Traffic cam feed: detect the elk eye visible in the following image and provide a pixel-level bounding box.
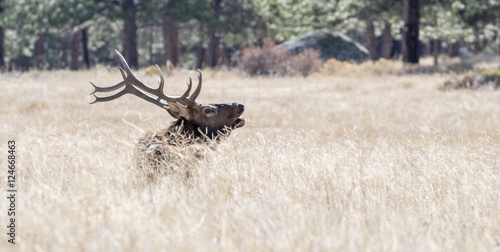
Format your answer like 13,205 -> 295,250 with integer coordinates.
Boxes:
204,108 -> 214,114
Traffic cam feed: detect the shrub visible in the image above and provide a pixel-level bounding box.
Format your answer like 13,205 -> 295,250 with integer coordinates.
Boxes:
239,47 -> 262,76
238,38 -> 321,77
288,49 -> 322,77
445,61 -> 474,73
478,68 -> 500,88
442,68 -> 500,90
442,73 -> 476,90
239,38 -> 288,76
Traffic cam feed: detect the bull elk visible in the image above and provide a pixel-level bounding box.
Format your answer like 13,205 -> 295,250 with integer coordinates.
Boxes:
90,50 -> 245,177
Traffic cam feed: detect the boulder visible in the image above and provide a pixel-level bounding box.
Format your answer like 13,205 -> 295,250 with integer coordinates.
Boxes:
277,30 -> 369,62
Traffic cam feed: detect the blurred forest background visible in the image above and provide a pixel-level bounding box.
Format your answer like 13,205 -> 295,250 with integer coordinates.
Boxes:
1,0 -> 500,74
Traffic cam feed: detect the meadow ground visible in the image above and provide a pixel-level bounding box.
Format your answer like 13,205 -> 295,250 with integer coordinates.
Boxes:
0,61 -> 500,251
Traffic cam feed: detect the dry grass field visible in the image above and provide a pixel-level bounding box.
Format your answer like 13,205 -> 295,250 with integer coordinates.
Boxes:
1,60 -> 500,251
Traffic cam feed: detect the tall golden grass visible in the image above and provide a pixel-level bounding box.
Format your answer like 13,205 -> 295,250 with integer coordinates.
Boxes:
1,63 -> 499,251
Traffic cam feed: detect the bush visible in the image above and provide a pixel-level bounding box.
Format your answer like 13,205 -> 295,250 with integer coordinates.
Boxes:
478,68 -> 500,88
442,68 -> 500,90
239,38 -> 288,76
442,73 -> 476,90
238,38 -> 321,77
288,49 -> 322,77
445,61 -> 474,73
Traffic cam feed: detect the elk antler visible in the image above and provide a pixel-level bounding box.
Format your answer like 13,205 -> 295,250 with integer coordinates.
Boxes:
90,50 -> 202,117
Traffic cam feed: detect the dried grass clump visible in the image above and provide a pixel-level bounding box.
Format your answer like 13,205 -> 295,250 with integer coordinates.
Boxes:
442,68 -> 500,90
322,58 -> 404,76
144,61 -> 175,76
442,73 -> 476,90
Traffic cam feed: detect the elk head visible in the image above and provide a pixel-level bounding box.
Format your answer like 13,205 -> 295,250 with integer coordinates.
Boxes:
90,50 -> 245,139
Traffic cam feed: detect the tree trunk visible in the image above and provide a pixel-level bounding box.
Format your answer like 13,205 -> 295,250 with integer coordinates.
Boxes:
472,26 -> 483,53
448,41 -> 460,57
122,0 -> 138,69
207,0 -> 222,68
196,22 -> 205,69
402,0 -> 420,64
0,26 -> 4,71
81,28 -> 90,69
59,36 -> 68,69
34,36 -> 46,70
380,21 -> 393,59
366,21 -> 379,61
163,16 -> 180,67
432,39 -> 440,66
70,30 -> 81,71
208,32 -> 221,67
148,23 -> 153,65
0,0 -> 4,71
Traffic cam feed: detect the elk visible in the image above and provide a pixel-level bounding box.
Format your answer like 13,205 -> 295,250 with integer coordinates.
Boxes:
90,50 -> 245,177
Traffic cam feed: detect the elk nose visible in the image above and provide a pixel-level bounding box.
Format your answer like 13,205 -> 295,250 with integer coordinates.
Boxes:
237,103 -> 245,109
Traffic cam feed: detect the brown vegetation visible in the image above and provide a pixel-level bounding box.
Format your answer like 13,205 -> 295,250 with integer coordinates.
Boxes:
1,61 -> 500,250
238,38 -> 322,77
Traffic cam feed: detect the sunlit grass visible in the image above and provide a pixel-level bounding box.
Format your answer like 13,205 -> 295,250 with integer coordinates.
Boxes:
0,65 -> 499,251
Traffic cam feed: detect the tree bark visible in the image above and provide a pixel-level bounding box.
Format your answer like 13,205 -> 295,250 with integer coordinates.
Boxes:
0,0 -> 4,71
366,21 -> 379,61
0,26 -> 4,71
70,30 -> 81,71
197,47 -> 206,70
472,26 -> 483,53
148,23 -> 153,65
380,21 -> 393,59
208,32 -> 221,67
81,28 -> 90,69
34,36 -> 46,70
402,0 -> 420,64
448,41 -> 460,57
163,16 -> 180,67
196,22 -> 205,69
207,0 -> 222,68
122,0 -> 138,69
59,36 -> 68,69
432,39 -> 440,66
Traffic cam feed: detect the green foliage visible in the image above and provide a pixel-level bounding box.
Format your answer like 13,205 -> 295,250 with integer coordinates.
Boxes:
1,0 -> 500,70
254,0 -> 386,41
419,0 -> 500,48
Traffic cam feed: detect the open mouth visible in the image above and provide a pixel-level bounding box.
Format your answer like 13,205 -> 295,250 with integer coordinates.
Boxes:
235,117 -> 246,128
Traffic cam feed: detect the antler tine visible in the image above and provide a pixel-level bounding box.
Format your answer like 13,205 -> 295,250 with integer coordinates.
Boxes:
155,64 -> 165,92
155,64 -> 192,102
183,78 -> 193,100
90,50 -> 200,110
119,67 -> 127,80
115,49 -> 133,77
89,80 -> 126,95
91,84 -> 169,109
188,69 -> 203,102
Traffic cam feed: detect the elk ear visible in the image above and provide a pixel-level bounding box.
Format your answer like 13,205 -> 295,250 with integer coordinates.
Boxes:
167,101 -> 190,119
